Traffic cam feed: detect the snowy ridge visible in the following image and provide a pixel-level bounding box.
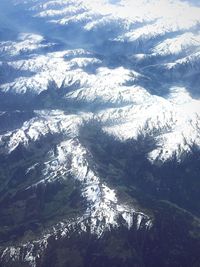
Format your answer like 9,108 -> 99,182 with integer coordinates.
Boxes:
1,137 -> 151,267
99,87 -> 200,162
30,0 -> 200,34
1,84 -> 199,163
0,33 -> 50,57
0,110 -> 151,230
152,32 -> 200,56
0,110 -> 89,153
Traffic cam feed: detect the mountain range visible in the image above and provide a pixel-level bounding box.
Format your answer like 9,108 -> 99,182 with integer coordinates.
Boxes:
0,1 -> 200,266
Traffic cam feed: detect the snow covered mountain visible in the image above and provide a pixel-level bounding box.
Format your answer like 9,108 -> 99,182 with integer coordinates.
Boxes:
0,0 -> 200,267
